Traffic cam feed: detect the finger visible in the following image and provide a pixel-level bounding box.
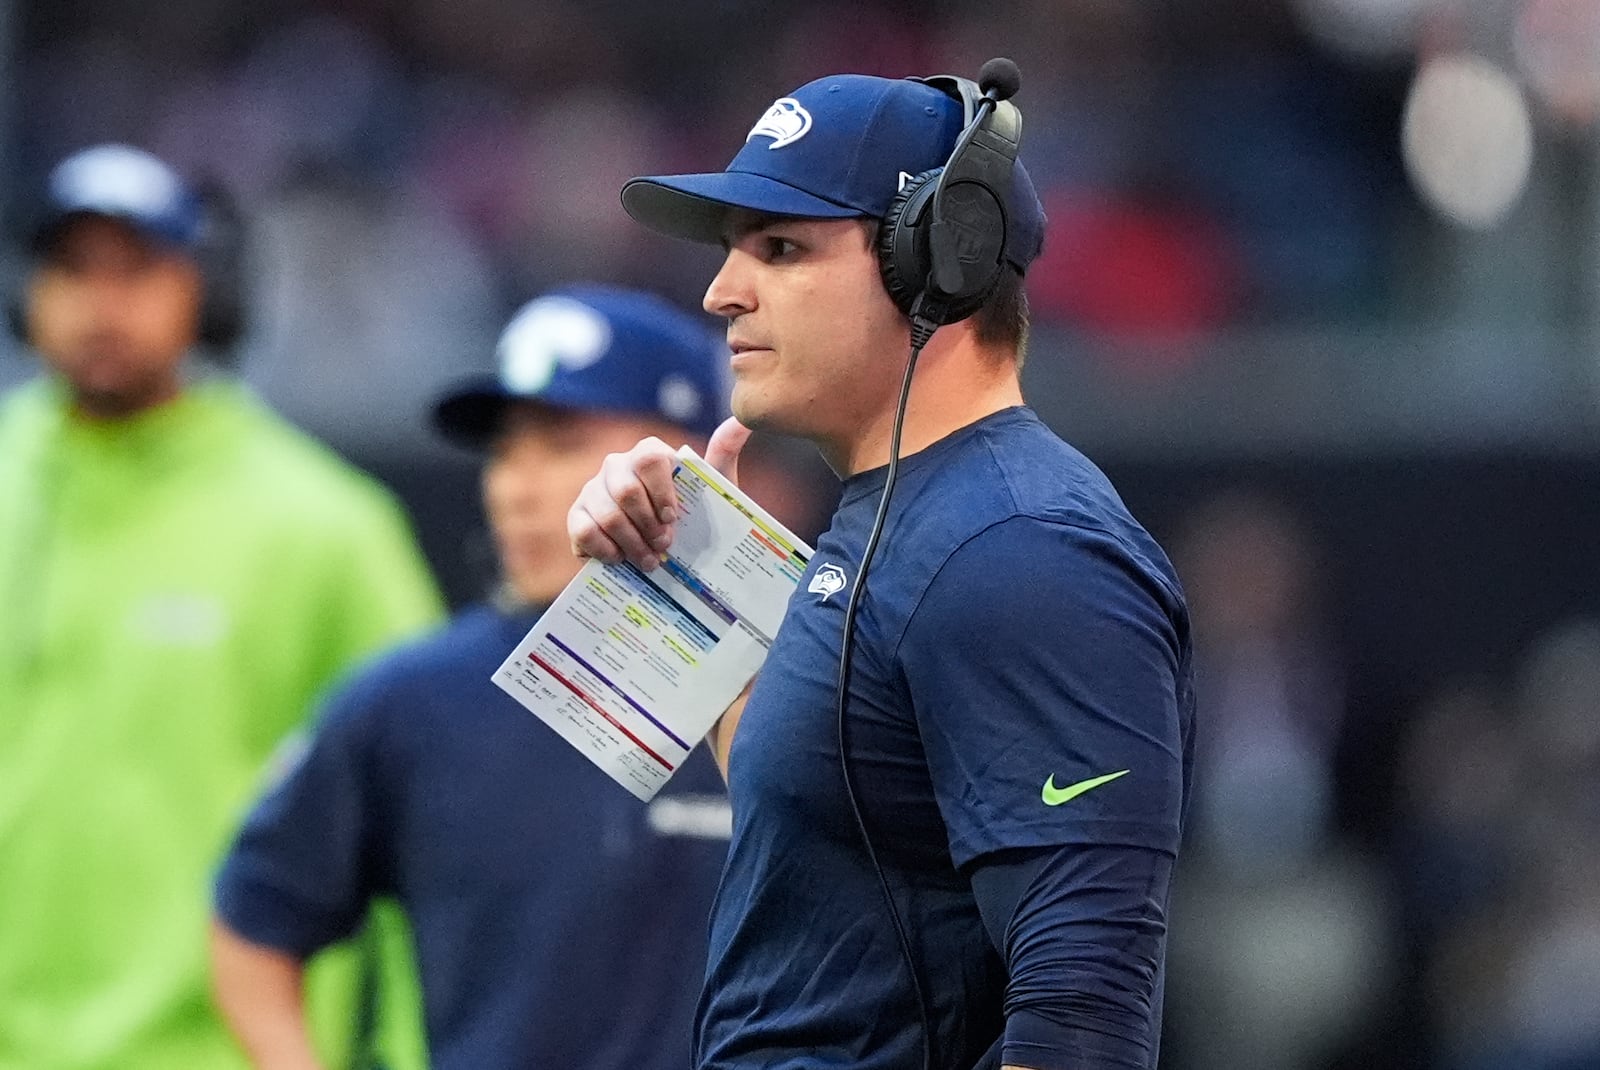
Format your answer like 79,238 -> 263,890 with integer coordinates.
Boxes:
580,477 -> 665,569
603,450 -> 678,550
628,441 -> 683,526
705,417 -> 753,485
564,437 -> 683,570
567,501 -> 627,564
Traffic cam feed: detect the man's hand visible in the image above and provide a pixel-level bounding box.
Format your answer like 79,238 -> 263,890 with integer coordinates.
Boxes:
568,417 -> 752,569
568,417 -> 755,779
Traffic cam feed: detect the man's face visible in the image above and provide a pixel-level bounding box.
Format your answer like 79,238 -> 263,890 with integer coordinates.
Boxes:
25,216 -> 203,419
705,212 -> 908,448
484,405 -> 692,606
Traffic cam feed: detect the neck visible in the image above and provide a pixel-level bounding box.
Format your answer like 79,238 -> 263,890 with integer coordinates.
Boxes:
69,385 -> 186,422
66,370 -> 189,423
822,331 -> 1023,477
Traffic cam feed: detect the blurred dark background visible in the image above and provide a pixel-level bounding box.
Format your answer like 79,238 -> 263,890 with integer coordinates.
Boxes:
5,1 -> 1599,1067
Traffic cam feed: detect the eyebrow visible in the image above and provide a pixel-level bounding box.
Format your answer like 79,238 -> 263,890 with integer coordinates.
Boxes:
719,212 -> 800,246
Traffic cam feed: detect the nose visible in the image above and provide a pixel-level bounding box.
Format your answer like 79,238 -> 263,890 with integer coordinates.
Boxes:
60,273 -> 134,337
484,456 -> 544,518
83,273 -> 129,320
703,248 -> 755,320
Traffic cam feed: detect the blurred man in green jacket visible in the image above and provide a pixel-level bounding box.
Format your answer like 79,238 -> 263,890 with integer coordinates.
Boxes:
0,144 -> 443,1070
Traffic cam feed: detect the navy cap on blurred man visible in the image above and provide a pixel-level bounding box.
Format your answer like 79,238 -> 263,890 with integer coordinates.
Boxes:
21,143 -> 246,383
429,283 -> 728,608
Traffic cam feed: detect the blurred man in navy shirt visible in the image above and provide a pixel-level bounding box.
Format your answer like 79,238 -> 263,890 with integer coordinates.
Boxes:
212,285 -> 734,1070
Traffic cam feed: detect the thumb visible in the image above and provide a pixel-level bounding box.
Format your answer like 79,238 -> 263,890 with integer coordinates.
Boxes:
704,416 -> 753,485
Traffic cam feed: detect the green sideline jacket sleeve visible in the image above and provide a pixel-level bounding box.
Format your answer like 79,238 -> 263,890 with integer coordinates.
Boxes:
0,377 -> 444,1070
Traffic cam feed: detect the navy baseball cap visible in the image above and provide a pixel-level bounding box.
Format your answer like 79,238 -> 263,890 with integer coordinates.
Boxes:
622,74 -> 1045,273
432,284 -> 729,450
30,144 -> 205,255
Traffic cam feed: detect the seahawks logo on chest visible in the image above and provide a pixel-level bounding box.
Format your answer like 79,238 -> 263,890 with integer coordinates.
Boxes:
807,563 -> 848,602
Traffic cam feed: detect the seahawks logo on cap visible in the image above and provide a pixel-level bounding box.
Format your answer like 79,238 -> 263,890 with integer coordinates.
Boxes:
746,98 -> 812,149
499,296 -> 613,395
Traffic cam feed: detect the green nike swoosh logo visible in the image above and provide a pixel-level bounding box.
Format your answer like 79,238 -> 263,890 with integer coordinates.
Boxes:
1041,769 -> 1130,806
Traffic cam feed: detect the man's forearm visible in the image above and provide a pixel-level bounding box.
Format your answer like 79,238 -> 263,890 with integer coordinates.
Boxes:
973,843 -> 1172,1070
209,918 -> 325,1070
707,682 -> 754,780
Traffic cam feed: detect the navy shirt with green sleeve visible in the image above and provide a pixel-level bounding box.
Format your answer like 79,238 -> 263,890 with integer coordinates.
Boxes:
696,407 -> 1194,1070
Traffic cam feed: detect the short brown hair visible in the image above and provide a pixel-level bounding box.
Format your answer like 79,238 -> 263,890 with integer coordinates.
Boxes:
860,218 -> 1031,363
972,267 -> 1029,364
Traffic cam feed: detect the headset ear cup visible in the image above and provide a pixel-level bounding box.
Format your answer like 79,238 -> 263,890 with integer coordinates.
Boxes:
877,167 -> 1002,327
197,279 -> 244,355
877,169 -> 941,319
7,253 -> 32,342
921,176 -> 1007,323
192,181 -> 247,357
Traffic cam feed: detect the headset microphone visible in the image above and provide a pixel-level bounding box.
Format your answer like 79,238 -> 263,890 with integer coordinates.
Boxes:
978,56 -> 1022,100
926,58 -> 1021,299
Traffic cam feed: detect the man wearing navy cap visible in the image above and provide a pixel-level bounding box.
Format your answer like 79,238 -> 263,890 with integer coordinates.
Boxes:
0,145 -> 443,1068
211,285 -> 734,1070
569,71 -> 1194,1069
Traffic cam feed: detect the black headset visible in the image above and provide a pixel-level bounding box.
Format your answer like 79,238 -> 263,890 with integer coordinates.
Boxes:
187,178 -> 249,355
876,59 -> 1024,331
9,177 -> 249,361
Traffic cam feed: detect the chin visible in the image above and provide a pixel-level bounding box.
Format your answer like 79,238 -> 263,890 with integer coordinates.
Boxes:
70,364 -> 132,394
731,391 -> 800,437
509,579 -> 565,607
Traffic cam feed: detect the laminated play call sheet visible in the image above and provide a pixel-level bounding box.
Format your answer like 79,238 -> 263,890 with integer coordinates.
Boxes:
492,447 -> 813,800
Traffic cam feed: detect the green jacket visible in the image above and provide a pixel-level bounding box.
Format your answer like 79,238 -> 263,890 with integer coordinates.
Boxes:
0,376 -> 444,1069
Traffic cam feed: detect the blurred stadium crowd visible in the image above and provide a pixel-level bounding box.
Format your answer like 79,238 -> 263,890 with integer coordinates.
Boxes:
1164,489 -> 1600,1070
3,0 -> 1599,1068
